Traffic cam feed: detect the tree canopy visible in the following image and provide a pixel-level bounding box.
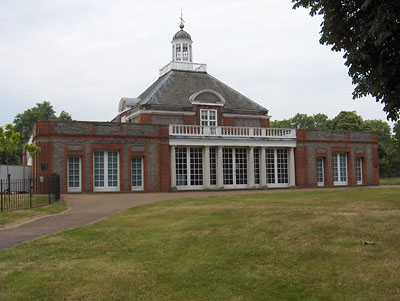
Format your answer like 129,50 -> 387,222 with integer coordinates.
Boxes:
13,101 -> 72,145
292,0 -> 400,121
0,124 -> 20,166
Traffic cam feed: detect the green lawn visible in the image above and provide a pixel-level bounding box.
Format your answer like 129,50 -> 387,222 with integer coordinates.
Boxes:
0,188 -> 399,300
380,177 -> 400,185
0,201 -> 68,229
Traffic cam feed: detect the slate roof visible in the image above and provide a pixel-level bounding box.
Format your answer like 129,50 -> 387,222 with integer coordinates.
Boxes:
134,70 -> 268,115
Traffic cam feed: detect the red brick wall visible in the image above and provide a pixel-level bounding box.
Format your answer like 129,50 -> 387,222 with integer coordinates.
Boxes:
184,115 -> 195,125
261,118 -> 270,128
295,129 -> 379,188
138,113 -> 152,124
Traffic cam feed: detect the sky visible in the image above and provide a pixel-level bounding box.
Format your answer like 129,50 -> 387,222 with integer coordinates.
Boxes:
0,0 -> 393,128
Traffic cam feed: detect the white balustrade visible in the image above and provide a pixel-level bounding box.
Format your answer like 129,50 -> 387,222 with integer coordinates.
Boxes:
169,125 -> 296,139
160,61 -> 207,77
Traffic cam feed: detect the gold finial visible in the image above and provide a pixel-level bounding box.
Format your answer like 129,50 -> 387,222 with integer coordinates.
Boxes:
179,10 -> 185,30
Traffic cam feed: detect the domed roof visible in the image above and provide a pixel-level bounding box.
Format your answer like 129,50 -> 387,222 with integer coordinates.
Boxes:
172,29 -> 192,41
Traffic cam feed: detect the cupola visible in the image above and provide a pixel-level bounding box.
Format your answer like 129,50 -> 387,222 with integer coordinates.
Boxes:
172,22 -> 193,62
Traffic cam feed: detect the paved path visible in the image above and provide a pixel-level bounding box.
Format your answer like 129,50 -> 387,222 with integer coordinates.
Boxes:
0,186 -> 398,251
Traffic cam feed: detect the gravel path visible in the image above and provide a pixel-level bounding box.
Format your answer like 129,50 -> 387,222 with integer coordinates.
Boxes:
0,186 -> 397,251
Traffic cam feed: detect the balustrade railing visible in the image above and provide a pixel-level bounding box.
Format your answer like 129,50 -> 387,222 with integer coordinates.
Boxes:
169,125 -> 296,139
159,62 -> 207,77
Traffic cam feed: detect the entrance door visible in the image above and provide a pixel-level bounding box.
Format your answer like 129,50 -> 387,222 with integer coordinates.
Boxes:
94,151 -> 120,192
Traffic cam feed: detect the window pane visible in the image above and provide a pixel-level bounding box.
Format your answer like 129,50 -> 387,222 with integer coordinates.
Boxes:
190,148 -> 203,186
235,148 -> 247,185
176,147 -> 187,186
223,148 -> 233,185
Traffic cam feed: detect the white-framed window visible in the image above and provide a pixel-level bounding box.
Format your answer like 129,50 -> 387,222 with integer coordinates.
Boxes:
131,157 -> 144,191
235,148 -> 247,185
223,148 -> 234,185
183,43 -> 188,61
254,148 -> 260,185
317,157 -> 324,187
94,151 -> 119,191
175,147 -> 203,188
190,148 -> 203,186
200,109 -> 217,127
176,44 -> 182,61
277,149 -> 288,184
222,148 -> 248,188
266,149 -> 275,184
210,148 -> 217,186
265,149 -> 289,186
356,157 -> 363,185
68,157 -> 81,192
176,147 -> 187,186
333,153 -> 348,186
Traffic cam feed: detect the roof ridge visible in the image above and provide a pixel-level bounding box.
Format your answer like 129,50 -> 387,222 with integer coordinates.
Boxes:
141,71 -> 173,105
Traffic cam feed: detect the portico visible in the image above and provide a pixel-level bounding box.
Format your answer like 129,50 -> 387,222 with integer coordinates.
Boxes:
169,125 -> 297,190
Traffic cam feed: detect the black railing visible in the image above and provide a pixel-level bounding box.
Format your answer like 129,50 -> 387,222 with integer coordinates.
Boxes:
0,174 -> 61,213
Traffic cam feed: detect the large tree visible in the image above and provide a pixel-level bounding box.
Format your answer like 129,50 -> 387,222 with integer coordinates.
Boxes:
0,124 -> 20,169
13,101 -> 72,145
292,0 -> 400,121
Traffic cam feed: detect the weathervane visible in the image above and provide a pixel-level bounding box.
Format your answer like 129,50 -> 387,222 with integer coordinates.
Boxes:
179,10 -> 185,29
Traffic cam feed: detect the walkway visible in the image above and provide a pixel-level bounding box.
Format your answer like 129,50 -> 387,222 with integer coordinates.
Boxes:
0,186 -> 397,251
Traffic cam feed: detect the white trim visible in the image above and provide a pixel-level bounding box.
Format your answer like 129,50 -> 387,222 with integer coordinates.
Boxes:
189,89 -> 226,104
191,101 -> 224,107
169,138 -> 296,148
126,109 -> 195,121
223,113 -> 271,119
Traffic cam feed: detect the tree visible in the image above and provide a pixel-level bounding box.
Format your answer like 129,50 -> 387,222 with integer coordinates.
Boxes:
0,124 -> 21,175
327,111 -> 366,131
270,119 -> 292,129
24,143 -> 41,158
13,101 -> 72,146
292,0 -> 400,121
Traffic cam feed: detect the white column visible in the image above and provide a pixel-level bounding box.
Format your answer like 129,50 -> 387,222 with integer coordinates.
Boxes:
170,146 -> 176,190
216,146 -> 223,189
248,147 -> 255,188
289,147 -> 296,187
204,146 -> 210,189
260,147 -> 267,188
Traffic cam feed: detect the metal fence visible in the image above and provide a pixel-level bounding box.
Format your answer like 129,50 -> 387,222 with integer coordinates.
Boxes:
0,174 -> 60,213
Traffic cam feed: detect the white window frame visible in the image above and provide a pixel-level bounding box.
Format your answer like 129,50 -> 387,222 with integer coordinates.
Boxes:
222,148 -> 248,189
266,148 -> 289,188
356,157 -> 363,185
317,157 -> 324,187
68,157 -> 81,192
175,147 -> 204,189
333,153 -> 348,186
131,157 -> 144,191
93,151 -> 120,192
200,109 -> 217,127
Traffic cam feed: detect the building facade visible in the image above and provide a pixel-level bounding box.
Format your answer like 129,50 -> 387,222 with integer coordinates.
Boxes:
29,23 -> 379,193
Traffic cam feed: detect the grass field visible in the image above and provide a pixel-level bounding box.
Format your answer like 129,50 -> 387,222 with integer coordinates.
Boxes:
0,201 -> 68,229
380,177 -> 400,185
0,188 -> 399,300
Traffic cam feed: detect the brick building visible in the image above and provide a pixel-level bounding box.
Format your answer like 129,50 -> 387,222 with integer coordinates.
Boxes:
29,22 -> 379,193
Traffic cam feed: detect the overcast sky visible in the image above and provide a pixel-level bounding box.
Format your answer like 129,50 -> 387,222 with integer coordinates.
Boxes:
0,0 -> 393,127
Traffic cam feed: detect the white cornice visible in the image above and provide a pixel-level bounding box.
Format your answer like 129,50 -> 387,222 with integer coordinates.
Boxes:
126,109 -> 195,120
223,113 -> 271,119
